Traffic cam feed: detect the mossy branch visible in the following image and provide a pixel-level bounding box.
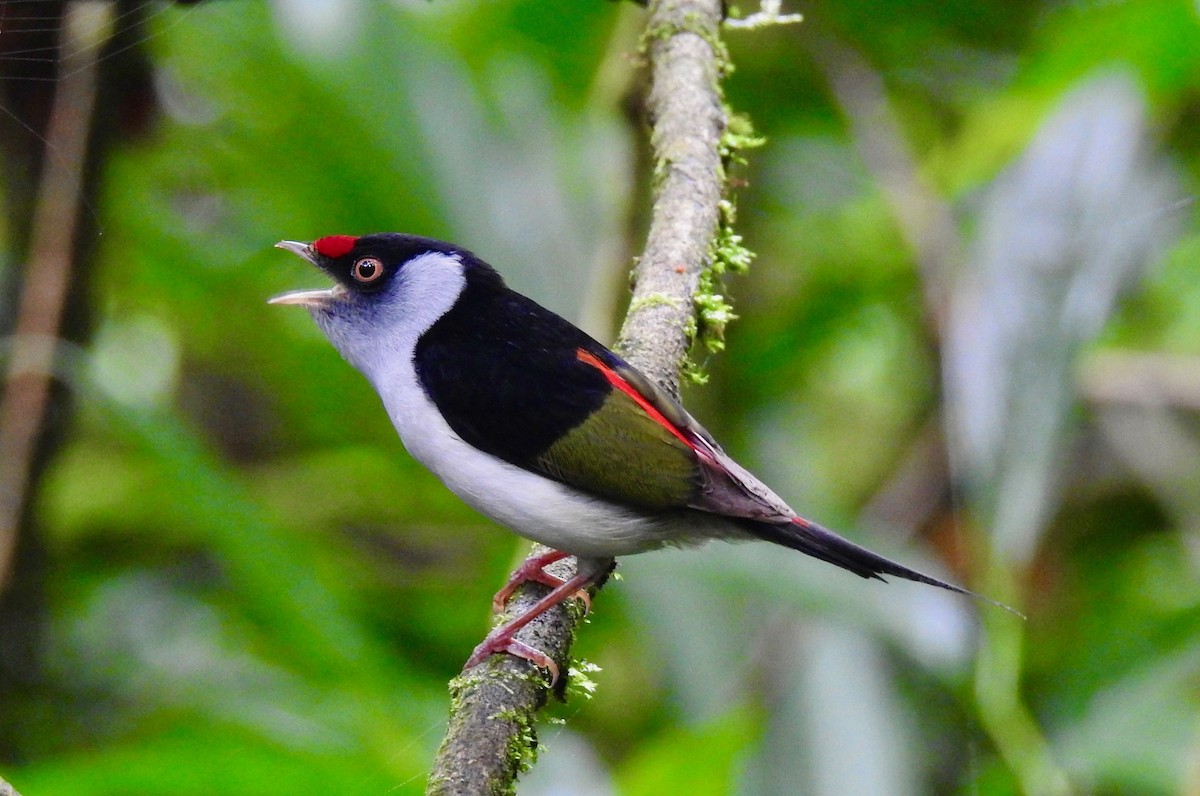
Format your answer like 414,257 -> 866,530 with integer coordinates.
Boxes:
426,0 -> 740,792
614,0 -> 728,395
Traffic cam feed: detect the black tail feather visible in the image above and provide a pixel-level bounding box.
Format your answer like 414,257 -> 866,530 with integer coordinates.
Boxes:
749,517 -> 1023,618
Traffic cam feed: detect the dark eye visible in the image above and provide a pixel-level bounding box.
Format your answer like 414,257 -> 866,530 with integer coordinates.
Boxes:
352,257 -> 384,284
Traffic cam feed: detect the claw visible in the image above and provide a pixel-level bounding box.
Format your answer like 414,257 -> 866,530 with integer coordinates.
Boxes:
465,559 -> 604,685
491,550 -> 569,612
465,633 -> 560,685
491,550 -> 591,614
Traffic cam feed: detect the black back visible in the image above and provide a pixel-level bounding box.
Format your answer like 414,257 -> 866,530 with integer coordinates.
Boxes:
414,258 -> 616,468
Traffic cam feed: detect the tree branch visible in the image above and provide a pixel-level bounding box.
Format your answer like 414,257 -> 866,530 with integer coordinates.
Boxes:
614,0 -> 726,395
425,0 -> 729,792
0,2 -> 108,592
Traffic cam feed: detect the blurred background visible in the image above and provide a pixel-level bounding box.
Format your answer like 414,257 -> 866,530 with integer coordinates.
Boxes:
1,0 -> 1198,793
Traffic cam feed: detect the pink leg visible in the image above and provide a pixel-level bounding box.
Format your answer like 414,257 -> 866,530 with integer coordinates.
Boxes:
465,566 -> 602,684
491,549 -> 591,615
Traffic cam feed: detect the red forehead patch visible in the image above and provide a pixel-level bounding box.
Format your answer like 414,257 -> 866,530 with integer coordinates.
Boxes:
312,235 -> 357,259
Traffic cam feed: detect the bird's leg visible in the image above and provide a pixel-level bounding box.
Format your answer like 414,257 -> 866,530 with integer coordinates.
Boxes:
465,566 -> 603,684
491,549 -> 591,614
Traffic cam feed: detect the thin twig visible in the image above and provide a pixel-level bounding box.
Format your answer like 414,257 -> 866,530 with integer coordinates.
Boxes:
1078,350 -> 1200,411
725,0 -> 802,29
425,0 -> 728,792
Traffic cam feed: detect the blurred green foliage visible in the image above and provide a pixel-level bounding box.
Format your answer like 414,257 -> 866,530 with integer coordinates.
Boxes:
2,0 -> 1200,794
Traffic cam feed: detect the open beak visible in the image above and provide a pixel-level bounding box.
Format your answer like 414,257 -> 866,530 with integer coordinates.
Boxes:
269,240 -> 344,308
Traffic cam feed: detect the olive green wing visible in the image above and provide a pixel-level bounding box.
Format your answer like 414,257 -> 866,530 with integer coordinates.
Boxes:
535,358 -> 701,509
535,347 -> 796,522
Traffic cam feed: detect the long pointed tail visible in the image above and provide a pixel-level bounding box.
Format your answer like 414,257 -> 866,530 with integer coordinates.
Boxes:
749,517 -> 1022,617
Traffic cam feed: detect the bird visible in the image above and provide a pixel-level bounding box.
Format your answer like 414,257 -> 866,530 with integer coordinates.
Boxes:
271,232 -> 996,682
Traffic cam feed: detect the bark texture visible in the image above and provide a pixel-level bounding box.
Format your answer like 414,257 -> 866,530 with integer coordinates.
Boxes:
614,0 -> 726,396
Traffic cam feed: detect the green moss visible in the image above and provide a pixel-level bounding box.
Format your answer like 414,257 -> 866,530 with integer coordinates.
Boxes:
680,312 -> 709,384
448,670 -> 484,699
684,197 -> 757,382
639,12 -> 730,74
679,109 -> 765,385
491,707 -> 539,776
682,358 -> 710,385
711,211 -> 755,276
629,292 -> 683,314
720,111 -> 767,167
681,313 -> 699,351
566,660 -> 603,700
694,289 -> 736,352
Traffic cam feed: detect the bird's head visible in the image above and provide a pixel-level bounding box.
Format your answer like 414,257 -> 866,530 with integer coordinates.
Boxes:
270,232 -> 496,379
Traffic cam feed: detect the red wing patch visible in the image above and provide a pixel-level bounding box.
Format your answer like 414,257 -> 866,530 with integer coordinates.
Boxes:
313,235 -> 358,259
575,349 -> 693,449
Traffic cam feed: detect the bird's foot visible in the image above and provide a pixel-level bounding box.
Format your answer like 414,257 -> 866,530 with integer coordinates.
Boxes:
491,550 -> 591,615
465,563 -> 606,685
464,630 -> 560,684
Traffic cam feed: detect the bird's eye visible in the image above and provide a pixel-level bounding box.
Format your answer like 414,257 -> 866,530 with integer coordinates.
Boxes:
352,257 -> 384,284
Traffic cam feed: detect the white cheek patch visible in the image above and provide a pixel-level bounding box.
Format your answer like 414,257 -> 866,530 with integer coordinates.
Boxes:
318,251 -> 467,386
387,251 -> 467,342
